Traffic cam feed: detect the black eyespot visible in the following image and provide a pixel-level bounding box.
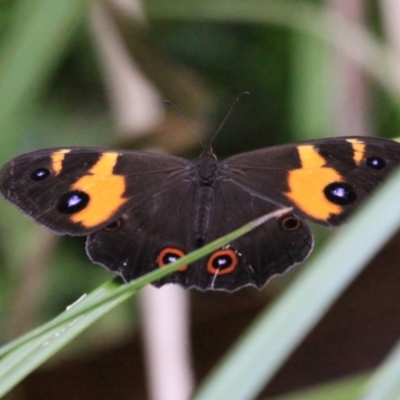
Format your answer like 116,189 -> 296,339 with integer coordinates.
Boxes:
367,156 -> 386,170
31,168 -> 50,181
104,218 -> 122,231
280,215 -> 301,231
324,182 -> 357,205
57,190 -> 89,214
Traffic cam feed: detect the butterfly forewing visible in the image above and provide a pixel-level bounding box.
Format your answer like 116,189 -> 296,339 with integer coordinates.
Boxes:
0,148 -> 192,235
223,137 -> 400,226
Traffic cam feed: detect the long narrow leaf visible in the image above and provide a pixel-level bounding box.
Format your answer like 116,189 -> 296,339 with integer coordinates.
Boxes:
0,279 -> 129,398
0,0 -> 89,159
359,338 -> 400,400
0,209 -> 289,397
270,373 -> 367,400
193,166 -> 400,399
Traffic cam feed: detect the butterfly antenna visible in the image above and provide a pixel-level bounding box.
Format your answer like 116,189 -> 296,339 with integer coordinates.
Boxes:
209,91 -> 249,146
164,100 -> 206,148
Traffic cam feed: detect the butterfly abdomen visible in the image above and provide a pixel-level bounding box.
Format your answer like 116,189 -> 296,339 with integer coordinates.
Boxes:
193,150 -> 220,247
194,186 -> 214,247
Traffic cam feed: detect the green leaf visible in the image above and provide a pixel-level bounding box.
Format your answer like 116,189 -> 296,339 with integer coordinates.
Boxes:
269,373 -> 367,400
0,0 -> 89,160
0,208 -> 288,397
359,338 -> 400,400
192,166 -> 400,400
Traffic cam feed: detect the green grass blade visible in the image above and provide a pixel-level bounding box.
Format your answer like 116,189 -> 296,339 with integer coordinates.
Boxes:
0,208 -> 289,397
358,339 -> 400,400
290,32 -> 332,141
0,279 -> 129,398
192,166 -> 400,400
269,373 -> 367,400
0,207 -> 289,357
0,0 -> 89,158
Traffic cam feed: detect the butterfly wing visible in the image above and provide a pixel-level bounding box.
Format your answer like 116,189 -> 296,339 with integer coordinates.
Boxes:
222,137 -> 400,226
0,147 -> 192,234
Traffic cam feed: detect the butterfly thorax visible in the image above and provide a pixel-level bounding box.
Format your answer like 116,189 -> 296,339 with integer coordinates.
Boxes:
196,149 -> 218,186
194,149 -> 219,246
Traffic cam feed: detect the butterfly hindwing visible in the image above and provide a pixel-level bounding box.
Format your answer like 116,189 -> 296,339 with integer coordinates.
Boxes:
87,176 -> 313,291
180,180 -> 313,290
86,176 -> 198,283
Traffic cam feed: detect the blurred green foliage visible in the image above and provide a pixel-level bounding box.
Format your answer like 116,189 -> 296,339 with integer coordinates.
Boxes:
1,0 -> 400,398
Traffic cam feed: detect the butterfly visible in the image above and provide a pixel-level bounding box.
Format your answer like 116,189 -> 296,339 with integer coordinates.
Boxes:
0,136 -> 399,292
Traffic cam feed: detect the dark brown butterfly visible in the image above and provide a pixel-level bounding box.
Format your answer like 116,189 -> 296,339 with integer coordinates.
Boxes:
1,136 -> 399,291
